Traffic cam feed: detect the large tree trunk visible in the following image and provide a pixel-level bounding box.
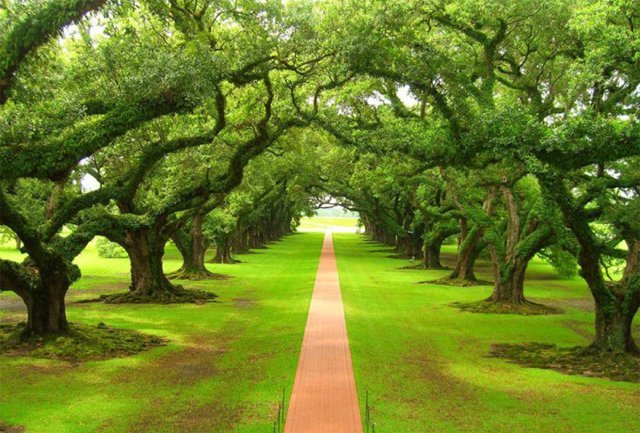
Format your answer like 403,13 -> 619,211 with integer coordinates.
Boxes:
26,288 -> 67,335
447,222 -> 482,283
590,241 -> 639,354
539,173 -> 639,354
23,271 -> 69,336
104,226 -> 215,303
169,215 -> 214,279
126,230 -> 174,296
103,228 -> 189,303
593,293 -> 638,354
230,229 -> 250,254
488,259 -> 528,304
422,234 -> 444,269
6,261 -> 72,337
423,243 -> 443,269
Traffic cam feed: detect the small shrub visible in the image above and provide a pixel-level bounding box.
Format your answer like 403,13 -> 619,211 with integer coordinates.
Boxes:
96,237 -> 127,258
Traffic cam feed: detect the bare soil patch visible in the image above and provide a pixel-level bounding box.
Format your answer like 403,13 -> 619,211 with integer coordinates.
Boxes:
232,298 -> 255,309
0,297 -> 26,313
0,422 -> 25,433
126,399 -> 243,433
545,297 -> 595,312
400,264 -> 450,271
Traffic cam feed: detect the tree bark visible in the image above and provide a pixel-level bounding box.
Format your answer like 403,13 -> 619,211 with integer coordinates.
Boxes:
23,272 -> 69,335
593,293 -> 638,353
591,241 -> 639,353
448,222 -> 482,282
539,174 -> 638,352
422,235 -> 444,269
487,259 -> 528,304
2,259 -> 72,337
169,215 -> 214,279
121,229 -> 177,298
210,237 -> 237,264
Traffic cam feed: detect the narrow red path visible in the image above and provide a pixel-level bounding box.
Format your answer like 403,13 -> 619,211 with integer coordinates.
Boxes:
284,231 -> 363,433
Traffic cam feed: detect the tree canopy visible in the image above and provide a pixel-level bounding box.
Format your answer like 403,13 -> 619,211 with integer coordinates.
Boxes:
0,0 -> 639,358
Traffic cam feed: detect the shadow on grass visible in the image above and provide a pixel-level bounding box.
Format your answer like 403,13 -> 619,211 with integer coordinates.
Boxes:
0,322 -> 165,362
451,300 -> 563,315
490,342 -> 640,383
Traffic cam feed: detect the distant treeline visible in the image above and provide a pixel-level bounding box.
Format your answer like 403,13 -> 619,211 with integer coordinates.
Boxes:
315,207 -> 359,218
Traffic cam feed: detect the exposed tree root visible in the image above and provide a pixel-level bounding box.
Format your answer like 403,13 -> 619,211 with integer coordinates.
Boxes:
0,421 -> 25,433
401,264 -> 450,270
426,277 -> 491,287
102,287 -> 217,304
0,322 -> 165,361
491,342 -> 640,383
452,299 -> 563,315
207,257 -> 242,264
166,268 -> 230,281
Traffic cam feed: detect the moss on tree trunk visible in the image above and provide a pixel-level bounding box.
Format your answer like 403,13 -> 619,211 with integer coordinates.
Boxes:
169,215 -> 216,280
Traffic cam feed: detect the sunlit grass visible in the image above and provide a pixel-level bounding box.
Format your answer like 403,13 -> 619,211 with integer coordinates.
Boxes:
334,234 -> 640,433
0,233 -> 323,433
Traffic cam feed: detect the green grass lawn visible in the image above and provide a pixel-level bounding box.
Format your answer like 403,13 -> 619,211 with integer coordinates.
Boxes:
0,233 -> 323,433
333,234 -> 640,433
2,232 -> 639,433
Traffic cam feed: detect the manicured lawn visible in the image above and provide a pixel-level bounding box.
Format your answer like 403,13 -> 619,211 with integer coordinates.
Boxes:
0,233 -> 323,433
333,234 -> 640,433
3,232 -> 639,433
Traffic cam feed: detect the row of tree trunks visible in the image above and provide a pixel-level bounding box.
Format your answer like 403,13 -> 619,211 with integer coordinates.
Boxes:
395,234 -> 422,259
210,238 -> 237,264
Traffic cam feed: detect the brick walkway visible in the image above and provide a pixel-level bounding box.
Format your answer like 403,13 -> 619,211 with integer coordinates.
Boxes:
283,231 -> 363,433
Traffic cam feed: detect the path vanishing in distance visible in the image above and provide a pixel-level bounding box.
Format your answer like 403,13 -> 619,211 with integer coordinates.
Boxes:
284,231 -> 363,433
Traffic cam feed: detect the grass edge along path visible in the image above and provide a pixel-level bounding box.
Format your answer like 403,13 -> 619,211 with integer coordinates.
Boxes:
0,232 -> 323,433
333,233 -> 640,433
284,231 -> 363,433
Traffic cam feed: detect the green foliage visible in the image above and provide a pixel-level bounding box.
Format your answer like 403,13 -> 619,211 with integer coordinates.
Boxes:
539,245 -> 579,279
95,237 -> 127,258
